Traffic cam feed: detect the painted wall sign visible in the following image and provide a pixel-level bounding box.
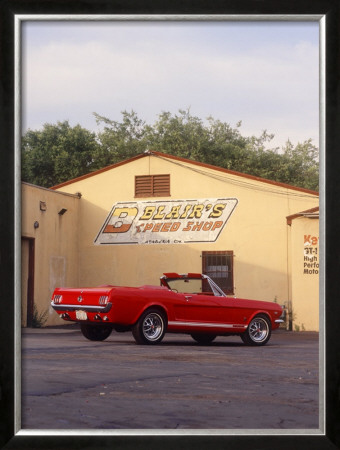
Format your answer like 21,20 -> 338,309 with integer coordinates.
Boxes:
303,234 -> 319,275
94,198 -> 238,245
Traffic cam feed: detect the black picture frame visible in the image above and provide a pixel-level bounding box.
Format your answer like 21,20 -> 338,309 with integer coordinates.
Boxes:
1,0 -> 339,449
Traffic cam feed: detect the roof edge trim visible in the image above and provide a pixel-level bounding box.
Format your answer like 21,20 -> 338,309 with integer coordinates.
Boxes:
50,153 -> 147,190
286,206 -> 320,225
51,150 -> 319,196
22,181 -> 81,198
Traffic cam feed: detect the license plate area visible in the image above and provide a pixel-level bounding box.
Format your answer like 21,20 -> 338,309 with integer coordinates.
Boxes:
76,310 -> 87,321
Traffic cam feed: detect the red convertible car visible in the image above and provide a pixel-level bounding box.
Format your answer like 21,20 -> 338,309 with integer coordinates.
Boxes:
51,273 -> 284,346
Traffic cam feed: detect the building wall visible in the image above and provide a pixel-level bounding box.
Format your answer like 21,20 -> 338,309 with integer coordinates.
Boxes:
289,216 -> 319,331
21,183 -> 80,326
53,154 -> 319,320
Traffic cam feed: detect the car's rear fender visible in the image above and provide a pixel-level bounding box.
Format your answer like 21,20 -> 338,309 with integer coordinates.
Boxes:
132,303 -> 169,326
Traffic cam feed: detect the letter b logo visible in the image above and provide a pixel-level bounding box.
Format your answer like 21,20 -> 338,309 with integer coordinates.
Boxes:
103,207 -> 138,233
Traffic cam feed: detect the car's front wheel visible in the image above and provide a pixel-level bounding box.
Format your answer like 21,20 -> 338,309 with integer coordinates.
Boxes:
241,314 -> 271,346
80,323 -> 112,341
191,333 -> 217,345
132,309 -> 167,345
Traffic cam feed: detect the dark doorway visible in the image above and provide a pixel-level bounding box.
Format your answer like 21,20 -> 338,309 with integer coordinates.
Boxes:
21,237 -> 35,327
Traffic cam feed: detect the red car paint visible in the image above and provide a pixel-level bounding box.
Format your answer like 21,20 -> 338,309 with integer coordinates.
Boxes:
51,273 -> 284,346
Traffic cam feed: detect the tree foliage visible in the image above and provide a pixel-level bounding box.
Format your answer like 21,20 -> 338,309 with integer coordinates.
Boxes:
21,110 -> 319,191
22,121 -> 99,187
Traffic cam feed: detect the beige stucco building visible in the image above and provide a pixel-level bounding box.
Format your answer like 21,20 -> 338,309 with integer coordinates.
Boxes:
21,183 -> 80,326
287,207 -> 320,331
21,151 -> 319,330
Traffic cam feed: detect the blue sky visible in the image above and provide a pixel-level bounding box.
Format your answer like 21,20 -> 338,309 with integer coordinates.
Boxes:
21,19 -> 319,149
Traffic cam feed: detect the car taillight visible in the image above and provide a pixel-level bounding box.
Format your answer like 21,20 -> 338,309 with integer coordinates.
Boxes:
99,295 -> 109,305
53,294 -> 63,304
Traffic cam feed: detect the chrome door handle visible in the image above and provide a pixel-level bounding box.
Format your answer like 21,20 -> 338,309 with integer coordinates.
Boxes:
185,296 -> 192,301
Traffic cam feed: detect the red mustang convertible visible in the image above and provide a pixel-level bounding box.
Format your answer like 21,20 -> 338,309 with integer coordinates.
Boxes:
51,273 -> 284,346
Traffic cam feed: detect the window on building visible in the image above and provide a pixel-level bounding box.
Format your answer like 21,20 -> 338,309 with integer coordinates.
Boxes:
135,174 -> 170,197
202,251 -> 234,294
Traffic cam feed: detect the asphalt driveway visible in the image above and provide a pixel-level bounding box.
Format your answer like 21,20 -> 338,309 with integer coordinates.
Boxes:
21,326 -> 320,431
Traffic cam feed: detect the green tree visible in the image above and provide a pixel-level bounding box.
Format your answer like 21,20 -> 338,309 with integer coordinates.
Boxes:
92,110 -> 150,169
143,109 -> 319,190
21,110 -> 319,191
279,139 -> 319,190
21,121 -> 99,187
145,109 -> 210,161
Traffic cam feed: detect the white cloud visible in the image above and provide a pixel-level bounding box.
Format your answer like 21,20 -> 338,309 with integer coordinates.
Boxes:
22,22 -> 319,148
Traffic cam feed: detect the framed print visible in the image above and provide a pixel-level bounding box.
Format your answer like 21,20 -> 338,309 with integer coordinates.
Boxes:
1,0 -> 339,449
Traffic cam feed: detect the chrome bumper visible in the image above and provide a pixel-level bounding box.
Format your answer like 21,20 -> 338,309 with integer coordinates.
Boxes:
51,302 -> 112,313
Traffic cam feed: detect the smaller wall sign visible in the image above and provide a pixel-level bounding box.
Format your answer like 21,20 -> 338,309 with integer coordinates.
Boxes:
94,198 -> 238,245
303,234 -> 319,275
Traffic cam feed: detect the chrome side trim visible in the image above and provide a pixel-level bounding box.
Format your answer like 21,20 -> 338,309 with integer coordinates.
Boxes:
51,302 -> 112,313
168,321 -> 247,329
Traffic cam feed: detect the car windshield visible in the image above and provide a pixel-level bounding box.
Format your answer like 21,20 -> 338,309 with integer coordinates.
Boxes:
166,277 -> 225,297
167,278 -> 204,294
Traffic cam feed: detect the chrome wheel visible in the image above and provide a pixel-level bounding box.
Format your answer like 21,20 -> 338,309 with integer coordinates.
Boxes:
248,317 -> 269,343
132,308 -> 167,345
241,314 -> 271,346
142,313 -> 164,341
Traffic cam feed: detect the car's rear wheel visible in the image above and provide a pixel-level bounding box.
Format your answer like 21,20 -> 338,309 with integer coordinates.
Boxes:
191,333 -> 217,345
80,323 -> 112,341
132,308 -> 167,345
241,314 -> 271,346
